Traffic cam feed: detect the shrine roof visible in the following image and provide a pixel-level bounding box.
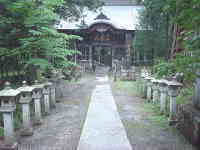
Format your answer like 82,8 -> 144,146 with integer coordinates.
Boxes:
57,6 -> 143,31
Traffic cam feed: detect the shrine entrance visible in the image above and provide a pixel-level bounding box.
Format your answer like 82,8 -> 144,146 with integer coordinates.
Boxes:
93,46 -> 112,67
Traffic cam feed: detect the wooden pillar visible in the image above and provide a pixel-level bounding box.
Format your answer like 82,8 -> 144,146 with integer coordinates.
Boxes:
125,33 -> 132,69
111,46 -> 114,68
89,46 -> 93,68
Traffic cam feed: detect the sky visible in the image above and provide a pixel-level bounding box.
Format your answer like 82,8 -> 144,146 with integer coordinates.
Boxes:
57,6 -> 143,30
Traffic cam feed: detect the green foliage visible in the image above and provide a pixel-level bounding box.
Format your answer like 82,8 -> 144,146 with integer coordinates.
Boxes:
14,104 -> 22,129
0,0 -> 88,80
142,103 -> 169,128
134,0 -> 170,64
136,0 -> 200,83
153,59 -> 176,78
0,127 -> 4,137
177,87 -> 194,105
56,0 -> 103,21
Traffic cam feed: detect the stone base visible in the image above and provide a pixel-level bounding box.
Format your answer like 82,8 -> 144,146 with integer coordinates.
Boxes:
0,142 -> 18,150
20,127 -> 33,136
176,104 -> 200,148
44,112 -> 50,116
50,104 -> 56,109
56,99 -> 61,103
168,118 -> 178,126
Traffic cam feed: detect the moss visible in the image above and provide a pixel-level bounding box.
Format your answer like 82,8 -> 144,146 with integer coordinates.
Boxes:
114,80 -> 169,129
14,104 -> 23,130
114,80 -> 141,96
142,103 -> 169,129
0,127 -> 4,137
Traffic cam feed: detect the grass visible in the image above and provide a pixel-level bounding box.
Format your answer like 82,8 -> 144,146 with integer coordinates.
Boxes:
114,80 -> 169,129
142,103 -> 169,129
114,80 -> 141,96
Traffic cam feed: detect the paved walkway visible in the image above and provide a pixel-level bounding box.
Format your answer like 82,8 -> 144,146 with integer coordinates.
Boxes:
77,76 -> 132,150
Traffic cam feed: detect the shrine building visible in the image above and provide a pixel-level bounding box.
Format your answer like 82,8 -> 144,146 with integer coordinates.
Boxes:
57,0 -> 143,69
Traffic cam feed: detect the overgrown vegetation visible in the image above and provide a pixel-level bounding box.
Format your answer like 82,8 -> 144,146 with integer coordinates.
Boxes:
135,0 -> 200,83
0,0 -> 102,81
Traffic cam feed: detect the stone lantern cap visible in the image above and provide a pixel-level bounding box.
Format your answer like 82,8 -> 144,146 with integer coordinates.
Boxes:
17,81 -> 35,93
145,76 -> 154,81
166,81 -> 183,87
0,82 -> 20,97
159,79 -> 169,86
33,80 -> 45,90
44,81 -> 53,88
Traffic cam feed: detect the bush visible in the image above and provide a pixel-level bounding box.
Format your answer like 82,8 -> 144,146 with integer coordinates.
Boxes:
153,59 -> 176,78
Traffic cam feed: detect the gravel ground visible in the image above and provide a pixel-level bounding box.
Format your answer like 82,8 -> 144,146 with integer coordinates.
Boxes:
111,80 -> 196,150
18,74 -> 196,150
19,74 -> 96,150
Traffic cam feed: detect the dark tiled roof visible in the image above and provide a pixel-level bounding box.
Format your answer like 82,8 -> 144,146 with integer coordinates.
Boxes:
95,12 -> 110,20
102,0 -> 139,6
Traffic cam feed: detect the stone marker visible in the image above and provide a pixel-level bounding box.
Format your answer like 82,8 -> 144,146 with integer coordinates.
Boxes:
159,80 -> 168,113
0,82 -> 20,149
32,80 -> 45,125
17,81 -> 35,136
167,81 -> 182,125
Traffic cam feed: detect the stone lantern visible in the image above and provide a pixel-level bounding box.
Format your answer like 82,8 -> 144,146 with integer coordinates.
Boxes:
32,80 -> 45,125
143,75 -> 149,98
193,72 -> 200,109
151,79 -> 160,104
145,76 -> 154,102
140,70 -> 146,96
0,82 -> 20,149
159,80 -> 168,113
167,81 -> 182,125
17,81 -> 35,136
49,81 -> 56,109
42,80 -> 52,115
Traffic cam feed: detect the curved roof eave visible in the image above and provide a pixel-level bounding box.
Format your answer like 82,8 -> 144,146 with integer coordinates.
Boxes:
88,19 -> 119,29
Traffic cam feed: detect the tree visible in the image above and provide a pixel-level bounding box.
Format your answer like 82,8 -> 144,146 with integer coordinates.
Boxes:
0,0 -> 84,81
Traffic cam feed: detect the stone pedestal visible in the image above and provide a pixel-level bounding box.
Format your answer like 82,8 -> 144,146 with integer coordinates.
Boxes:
0,82 -> 20,149
17,81 -> 35,136
152,80 -> 160,104
43,82 -> 51,115
2,112 -> 16,145
50,85 -> 56,108
167,81 -> 182,125
143,77 -> 148,98
146,77 -> 153,102
159,80 -> 168,113
33,81 -> 45,125
21,103 -> 33,136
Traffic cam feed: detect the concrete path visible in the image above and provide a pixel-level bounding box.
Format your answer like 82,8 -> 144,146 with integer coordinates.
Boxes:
77,76 -> 132,150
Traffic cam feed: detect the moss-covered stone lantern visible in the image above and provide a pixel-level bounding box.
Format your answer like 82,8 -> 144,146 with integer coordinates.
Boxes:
0,82 -> 20,149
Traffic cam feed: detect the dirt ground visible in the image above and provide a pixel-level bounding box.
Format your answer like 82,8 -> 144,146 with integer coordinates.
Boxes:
111,80 -> 196,150
19,74 -> 97,150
